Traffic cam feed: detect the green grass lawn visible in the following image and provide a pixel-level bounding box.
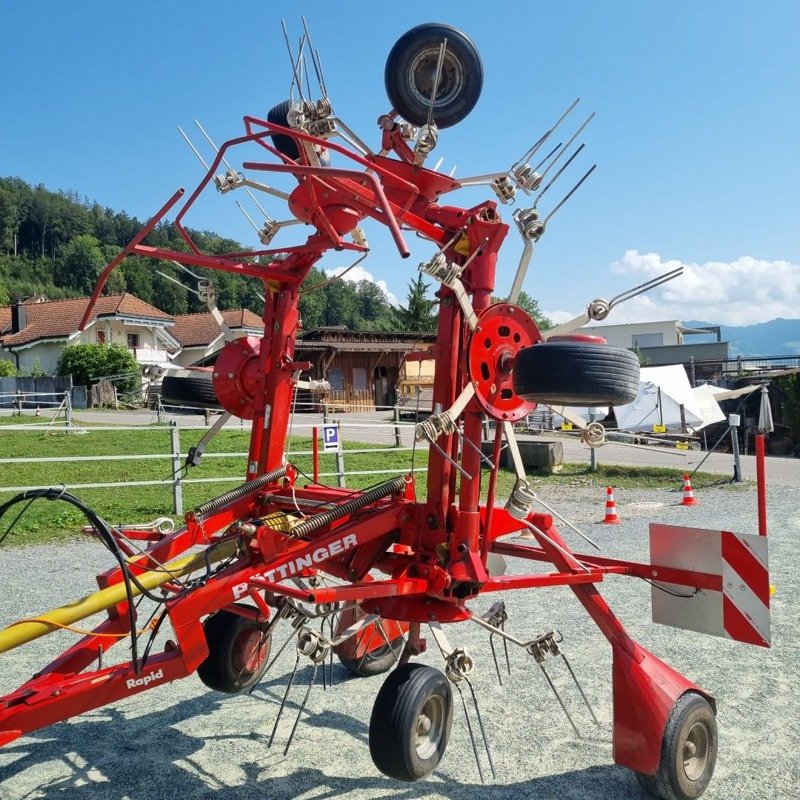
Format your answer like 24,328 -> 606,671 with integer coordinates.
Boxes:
0,414 -> 730,544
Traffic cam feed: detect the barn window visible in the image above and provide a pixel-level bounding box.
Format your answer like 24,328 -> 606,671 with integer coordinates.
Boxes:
328,368 -> 345,391
352,367 -> 368,391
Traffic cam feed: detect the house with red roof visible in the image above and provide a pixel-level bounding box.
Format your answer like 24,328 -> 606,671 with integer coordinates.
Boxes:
169,309 -> 264,366
0,294 -> 179,374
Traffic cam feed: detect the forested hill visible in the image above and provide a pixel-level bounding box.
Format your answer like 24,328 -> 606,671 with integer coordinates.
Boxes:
0,176 -> 412,331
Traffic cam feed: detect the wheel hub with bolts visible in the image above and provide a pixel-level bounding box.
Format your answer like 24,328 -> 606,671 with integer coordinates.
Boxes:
467,302 -> 541,421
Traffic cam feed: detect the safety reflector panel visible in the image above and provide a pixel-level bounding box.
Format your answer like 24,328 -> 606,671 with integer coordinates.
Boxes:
649,524 -> 770,648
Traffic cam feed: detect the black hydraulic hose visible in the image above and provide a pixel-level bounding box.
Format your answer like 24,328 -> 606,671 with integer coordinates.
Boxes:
291,475 -> 407,538
193,466 -> 287,519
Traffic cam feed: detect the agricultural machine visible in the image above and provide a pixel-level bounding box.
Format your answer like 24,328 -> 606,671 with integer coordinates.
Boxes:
0,21 -> 771,799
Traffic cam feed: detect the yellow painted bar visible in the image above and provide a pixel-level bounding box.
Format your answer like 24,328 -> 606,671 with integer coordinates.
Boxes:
0,539 -> 239,654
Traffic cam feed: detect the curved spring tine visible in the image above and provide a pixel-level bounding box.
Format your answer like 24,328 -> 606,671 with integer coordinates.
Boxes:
608,266 -> 684,310
489,633 -> 503,686
355,623 -> 379,673
560,652 -> 599,726
466,677 -> 496,779
284,661 -> 319,756
501,620 -> 511,676
455,681 -> 484,783
537,662 -> 580,738
269,653 -> 301,748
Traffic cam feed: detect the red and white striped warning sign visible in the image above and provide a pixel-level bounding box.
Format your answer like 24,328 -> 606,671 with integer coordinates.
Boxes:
721,531 -> 770,647
649,524 -> 771,648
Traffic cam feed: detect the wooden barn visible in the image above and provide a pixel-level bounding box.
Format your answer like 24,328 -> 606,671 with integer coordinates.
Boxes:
294,327 -> 436,412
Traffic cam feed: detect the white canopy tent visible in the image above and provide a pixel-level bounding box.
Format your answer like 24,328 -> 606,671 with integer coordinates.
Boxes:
614,365 -> 725,432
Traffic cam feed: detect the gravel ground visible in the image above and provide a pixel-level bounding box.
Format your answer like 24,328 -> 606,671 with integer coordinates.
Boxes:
0,481 -> 797,800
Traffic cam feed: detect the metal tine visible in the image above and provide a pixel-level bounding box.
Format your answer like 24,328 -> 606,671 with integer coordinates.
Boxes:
302,43 -> 313,102
268,652 -> 301,747
511,98 -> 580,172
428,435 -> 472,480
426,39 -> 448,129
534,143 -> 586,208
281,20 -> 306,105
488,633 -> 503,686
194,120 -> 274,221
542,164 -> 597,227
154,269 -> 201,298
533,492 -> 601,551
301,16 -> 328,99
455,681 -> 484,783
609,266 -> 684,309
374,618 -> 401,664
501,620 -> 511,676
283,660 -> 318,756
537,661 -> 581,738
177,126 -> 211,170
465,677 -> 496,779
249,624 -> 299,695
537,113 -> 595,184
319,617 -> 328,690
461,432 -> 496,470
560,651 -> 599,727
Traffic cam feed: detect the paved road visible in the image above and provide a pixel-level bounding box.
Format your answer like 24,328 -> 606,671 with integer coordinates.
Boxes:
62,409 -> 800,489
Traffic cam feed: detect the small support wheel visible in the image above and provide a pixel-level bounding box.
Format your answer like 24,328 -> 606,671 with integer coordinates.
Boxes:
513,340 -> 640,406
369,663 -> 453,781
334,608 -> 405,677
196,608 -> 271,694
636,692 -> 718,800
385,23 -> 483,128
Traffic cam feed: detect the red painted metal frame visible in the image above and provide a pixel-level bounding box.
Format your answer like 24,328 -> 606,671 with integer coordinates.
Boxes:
1,111 -> 726,777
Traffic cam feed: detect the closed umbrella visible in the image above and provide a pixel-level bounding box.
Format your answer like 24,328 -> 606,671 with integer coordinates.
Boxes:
758,386 -> 774,434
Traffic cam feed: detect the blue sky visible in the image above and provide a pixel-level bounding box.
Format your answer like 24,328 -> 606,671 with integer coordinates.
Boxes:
2,1 -> 798,325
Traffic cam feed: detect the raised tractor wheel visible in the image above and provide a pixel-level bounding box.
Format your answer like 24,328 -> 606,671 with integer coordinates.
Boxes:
513,340 -> 640,406
267,99 -> 301,160
197,608 -> 271,694
369,663 -> 453,781
334,607 -> 405,677
161,372 -> 221,410
637,692 -> 718,800
385,23 -> 483,129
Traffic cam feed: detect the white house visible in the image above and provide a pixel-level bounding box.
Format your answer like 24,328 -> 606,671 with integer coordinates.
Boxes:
0,294 -> 178,374
169,309 -> 264,367
579,320 -> 684,349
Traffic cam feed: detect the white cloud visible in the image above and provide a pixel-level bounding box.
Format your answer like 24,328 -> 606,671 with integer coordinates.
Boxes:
324,264 -> 400,307
544,250 -> 800,326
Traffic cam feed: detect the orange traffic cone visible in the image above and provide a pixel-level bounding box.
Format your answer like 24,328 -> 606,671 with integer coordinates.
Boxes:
681,473 -> 698,506
603,486 -> 621,524
35,405 -> 41,417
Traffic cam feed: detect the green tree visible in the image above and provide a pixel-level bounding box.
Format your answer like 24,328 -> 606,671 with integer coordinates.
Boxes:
58,234 -> 104,294
516,290 -> 552,331
399,275 -> 437,332
0,359 -> 15,377
57,343 -> 140,396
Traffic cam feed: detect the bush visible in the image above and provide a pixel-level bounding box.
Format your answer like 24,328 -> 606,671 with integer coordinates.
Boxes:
57,343 -> 140,396
0,359 -> 15,377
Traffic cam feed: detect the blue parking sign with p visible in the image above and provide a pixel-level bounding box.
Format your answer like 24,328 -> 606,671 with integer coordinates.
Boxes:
322,424 -> 340,451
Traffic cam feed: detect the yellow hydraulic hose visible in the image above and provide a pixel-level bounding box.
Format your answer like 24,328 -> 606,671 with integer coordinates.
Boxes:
0,538 -> 239,655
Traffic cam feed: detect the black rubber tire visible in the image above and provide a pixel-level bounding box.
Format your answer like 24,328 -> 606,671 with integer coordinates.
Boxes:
267,99 -> 300,160
369,663 -> 453,781
513,341 -> 640,406
161,373 -> 220,409
334,609 -> 405,677
636,692 -> 718,800
196,609 -> 272,694
384,23 -> 483,128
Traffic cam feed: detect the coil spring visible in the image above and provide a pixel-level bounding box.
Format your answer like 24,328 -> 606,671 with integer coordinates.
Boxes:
351,227 -> 368,248
512,164 -> 543,192
258,220 -> 280,246
213,170 -> 240,194
588,297 -> 611,321
581,421 -> 606,448
291,475 -> 406,537
445,648 -> 475,682
420,253 -> 462,287
513,207 -> 545,241
415,124 -> 439,158
505,478 -> 536,521
415,412 -> 456,442
193,466 -> 287,519
492,175 -> 516,204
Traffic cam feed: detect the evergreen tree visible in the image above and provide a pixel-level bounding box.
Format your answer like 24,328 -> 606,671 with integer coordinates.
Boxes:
399,275 -> 437,332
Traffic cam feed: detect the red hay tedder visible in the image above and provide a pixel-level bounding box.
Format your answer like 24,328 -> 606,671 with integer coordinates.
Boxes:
0,21 -> 770,799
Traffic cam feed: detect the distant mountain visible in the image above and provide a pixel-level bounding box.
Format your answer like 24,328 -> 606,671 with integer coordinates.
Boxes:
683,318 -> 800,357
